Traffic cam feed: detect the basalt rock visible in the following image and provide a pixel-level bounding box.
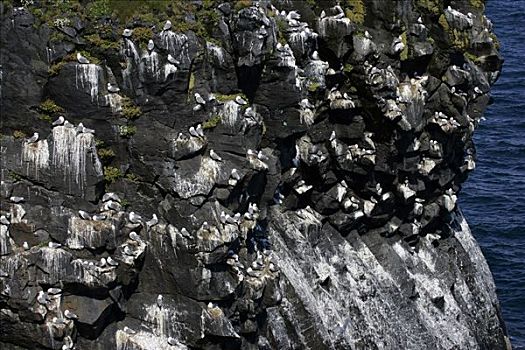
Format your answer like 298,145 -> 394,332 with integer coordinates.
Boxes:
0,1 -> 509,349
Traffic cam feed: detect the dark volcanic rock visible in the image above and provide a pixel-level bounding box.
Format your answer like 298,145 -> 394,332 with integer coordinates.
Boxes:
0,0 -> 510,349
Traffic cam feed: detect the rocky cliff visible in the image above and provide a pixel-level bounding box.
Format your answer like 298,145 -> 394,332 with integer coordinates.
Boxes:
0,0 -> 509,349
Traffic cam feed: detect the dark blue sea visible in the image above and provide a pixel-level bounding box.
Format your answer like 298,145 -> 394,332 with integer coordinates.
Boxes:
461,1 -> 525,348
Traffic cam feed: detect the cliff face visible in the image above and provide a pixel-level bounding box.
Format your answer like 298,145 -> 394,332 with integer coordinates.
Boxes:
0,0 -> 508,349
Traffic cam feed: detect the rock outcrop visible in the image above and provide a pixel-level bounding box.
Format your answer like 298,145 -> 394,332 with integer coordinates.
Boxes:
0,0 -> 509,349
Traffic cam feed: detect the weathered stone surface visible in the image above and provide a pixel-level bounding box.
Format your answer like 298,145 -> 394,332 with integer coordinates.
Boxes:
0,1 -> 509,349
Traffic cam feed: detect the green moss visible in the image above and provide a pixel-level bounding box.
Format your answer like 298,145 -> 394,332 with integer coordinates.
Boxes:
85,33 -> 120,50
489,32 -> 500,50
469,0 -> 484,9
97,148 -> 115,161
48,60 -> 67,76
215,93 -> 247,103
133,27 -> 153,44
276,17 -> 288,44
345,0 -> 365,25
202,114 -> 222,129
119,125 -> 137,138
39,114 -> 52,123
307,82 -> 321,92
86,0 -> 112,19
39,99 -> 63,114
121,98 -> 142,120
438,14 -> 450,31
125,173 -> 142,182
13,130 -> 27,139
464,51 -> 481,63
120,199 -> 130,207
400,32 -> 409,61
343,63 -> 354,73
417,0 -> 441,15
8,171 -> 22,182
79,50 -> 101,65
234,0 -> 252,11
103,166 -> 122,184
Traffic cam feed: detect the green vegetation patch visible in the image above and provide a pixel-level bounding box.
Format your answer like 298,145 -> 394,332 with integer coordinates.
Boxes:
13,130 -> 27,139
202,114 -> 222,129
345,0 -> 365,25
119,125 -> 137,138
103,166 -> 122,184
39,99 -> 64,114
121,98 -> 142,120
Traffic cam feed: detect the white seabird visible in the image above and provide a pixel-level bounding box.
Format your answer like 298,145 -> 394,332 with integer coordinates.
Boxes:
163,20 -> 172,31
196,124 -> 204,137
92,214 -> 107,221
47,287 -> 62,295
99,257 -> 107,267
104,200 -> 121,212
123,326 -> 136,335
257,150 -> 268,161
78,210 -> 91,220
107,82 -> 120,93
23,241 -> 29,250
0,215 -> 9,225
210,150 -> 222,162
52,116 -> 65,126
48,242 -> 62,248
189,126 -> 199,138
129,231 -> 141,242
156,294 -> 163,308
129,211 -> 142,224
231,168 -> 241,181
220,211 -> 227,224
122,28 -> 133,37
102,192 -> 121,203
123,245 -> 134,256
76,52 -> 90,64
9,196 -> 25,204
146,214 -> 158,229
64,309 -> 78,320
37,291 -> 49,305
63,336 -> 74,350
235,95 -> 247,105
107,256 -> 119,266
147,39 -> 154,51
194,93 -> 206,105
27,132 -> 39,144
167,54 -> 179,65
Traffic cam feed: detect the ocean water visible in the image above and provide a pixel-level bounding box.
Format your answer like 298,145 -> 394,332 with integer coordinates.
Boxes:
460,1 -> 525,348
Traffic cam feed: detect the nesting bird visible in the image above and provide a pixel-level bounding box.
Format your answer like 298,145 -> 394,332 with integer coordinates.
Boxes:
230,168 -> 241,181
122,28 -> 133,37
146,214 -> 158,230
194,93 -> 206,105
78,210 -> 91,220
107,82 -> 120,93
48,242 -> 62,248
107,256 -> 119,266
129,231 -> 141,242
0,215 -> 9,225
27,132 -> 39,144
147,39 -> 155,51
92,214 -> 107,221
64,309 -> 78,320
163,20 -> 172,31
103,192 -> 121,203
52,116 -> 65,126
129,211 -> 143,224
76,52 -> 90,64
210,149 -> 222,162
235,95 -> 248,105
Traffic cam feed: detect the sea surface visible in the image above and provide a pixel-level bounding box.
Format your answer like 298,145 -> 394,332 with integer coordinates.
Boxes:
460,0 -> 525,348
